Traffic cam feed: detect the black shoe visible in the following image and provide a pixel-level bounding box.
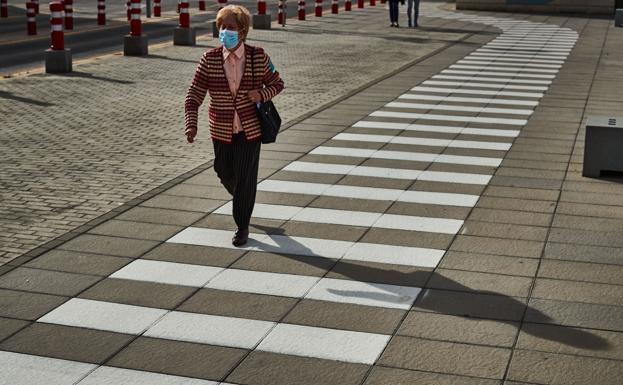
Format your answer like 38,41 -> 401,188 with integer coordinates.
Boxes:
232,228 -> 249,247
395,23 -> 400,28
390,23 -> 395,27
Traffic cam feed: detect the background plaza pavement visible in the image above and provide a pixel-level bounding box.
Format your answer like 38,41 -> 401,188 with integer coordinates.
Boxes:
1,1 -> 623,384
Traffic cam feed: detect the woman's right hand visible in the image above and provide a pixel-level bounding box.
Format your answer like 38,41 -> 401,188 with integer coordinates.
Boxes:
185,127 -> 197,143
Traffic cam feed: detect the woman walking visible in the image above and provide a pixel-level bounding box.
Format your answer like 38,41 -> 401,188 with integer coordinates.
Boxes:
388,0 -> 401,27
407,0 -> 420,27
184,5 -> 284,246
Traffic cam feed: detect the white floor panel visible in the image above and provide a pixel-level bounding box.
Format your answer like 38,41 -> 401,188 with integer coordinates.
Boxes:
0,351 -> 96,385
384,101 -> 534,115
332,132 -> 512,150
441,69 -> 555,79
398,93 -> 539,106
410,86 -> 543,98
145,311 -> 276,349
38,298 -> 168,335
450,64 -> 558,74
370,110 -> 529,126
304,277 -> 422,310
431,75 -> 551,85
257,323 -> 390,364
205,269 -> 321,298
342,242 -> 444,268
109,259 -> 224,288
353,120 -> 521,137
422,80 -> 548,92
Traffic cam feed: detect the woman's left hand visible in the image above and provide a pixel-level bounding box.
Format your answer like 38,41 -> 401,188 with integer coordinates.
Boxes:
247,90 -> 262,103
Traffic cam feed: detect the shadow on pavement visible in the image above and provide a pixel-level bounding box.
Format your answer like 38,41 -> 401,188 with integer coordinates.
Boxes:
62,71 -> 135,85
249,223 -> 611,351
0,91 -> 55,106
146,54 -> 203,64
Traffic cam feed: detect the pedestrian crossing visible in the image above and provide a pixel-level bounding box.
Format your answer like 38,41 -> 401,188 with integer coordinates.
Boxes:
2,5 -> 579,384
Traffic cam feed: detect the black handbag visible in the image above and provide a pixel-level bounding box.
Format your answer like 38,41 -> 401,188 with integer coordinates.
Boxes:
252,48 -> 281,144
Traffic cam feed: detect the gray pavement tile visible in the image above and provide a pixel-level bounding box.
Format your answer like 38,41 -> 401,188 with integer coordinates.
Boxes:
489,175 -> 563,190
532,278 -> 623,307
361,158 -> 431,171
0,323 -> 134,364
141,243 -> 244,268
231,251 -> 334,277
194,213 -> 286,234
387,201 -> 471,220
280,221 -> 368,242
543,242 -> 623,266
0,317 -> 30,343
426,162 -> 497,176
442,148 -> 507,160
0,288 -> 68,320
461,220 -> 548,242
162,184 -> 233,200
78,278 -> 196,310
226,351 -> 368,385
297,154 -> 363,166
507,349 -> 623,385
114,206 -> 205,226
414,289 -> 527,322
270,170 -> 344,185
563,180 -> 623,195
377,336 -> 511,379
283,299 -> 405,335
309,196 -> 393,213
256,191 -> 317,207
552,214 -> 623,232
0,267 -> 101,297
439,251 -> 539,277
428,269 -> 533,298
380,143 -> 445,154
259,159 -> 295,169
505,151 -> 569,164
526,298 -> 623,332
140,195 -> 225,213
24,249 -> 132,276
339,175 -> 412,190
494,167 -> 566,181
107,336 -> 247,381
326,260 -> 432,287
548,228 -> 623,248
561,190 -> 623,206
397,311 -> 518,348
361,228 -> 454,250
538,259 -> 623,285
88,220 -> 184,242
411,180 -> 485,196
450,235 -> 544,259
363,366 -> 501,385
183,172 -> 222,187
177,288 -> 297,322
476,197 -> 556,214
59,234 -> 159,258
516,323 -> 620,360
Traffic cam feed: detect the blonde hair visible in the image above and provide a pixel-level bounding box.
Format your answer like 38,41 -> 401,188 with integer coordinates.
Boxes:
216,5 -> 251,41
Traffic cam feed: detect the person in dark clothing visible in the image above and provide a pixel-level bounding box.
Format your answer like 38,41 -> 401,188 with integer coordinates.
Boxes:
388,0 -> 401,27
407,0 -> 420,27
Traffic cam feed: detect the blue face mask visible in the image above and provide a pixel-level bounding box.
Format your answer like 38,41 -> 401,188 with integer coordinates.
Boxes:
219,29 -> 239,49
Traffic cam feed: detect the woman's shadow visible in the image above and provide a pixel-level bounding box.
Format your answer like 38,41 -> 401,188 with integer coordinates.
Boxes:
247,223 -> 611,351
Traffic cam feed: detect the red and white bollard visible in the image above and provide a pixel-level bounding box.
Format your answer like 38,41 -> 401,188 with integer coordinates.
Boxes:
179,0 -> 189,28
126,0 -> 131,20
50,2 -> 64,49
97,0 -> 105,25
357,0 -> 363,8
277,0 -> 285,25
331,0 -> 337,13
345,0 -> 351,11
130,0 -> 141,36
370,0 -> 375,5
26,2 -> 36,35
154,0 -> 160,16
315,0 -> 321,16
252,0 -> 270,30
1,0 -> 7,18
218,0 -> 227,8
64,0 -> 73,30
32,0 -> 39,14
380,0 -> 385,3
198,0 -> 205,10
257,0 -> 266,14
297,0 -> 304,20
46,1 -> 72,72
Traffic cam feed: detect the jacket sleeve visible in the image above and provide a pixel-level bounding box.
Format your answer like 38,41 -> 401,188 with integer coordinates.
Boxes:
258,50 -> 284,102
184,53 -> 211,132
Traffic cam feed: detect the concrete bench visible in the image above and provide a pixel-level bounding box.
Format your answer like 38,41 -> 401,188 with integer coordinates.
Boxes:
583,116 -> 623,177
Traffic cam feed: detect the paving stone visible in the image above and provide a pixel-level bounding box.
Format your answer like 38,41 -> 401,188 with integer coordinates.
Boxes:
326,260 -> 432,287
177,288 -> 298,322
283,299 -> 405,335
460,220 -> 548,241
544,242 -> 623,266
387,201 -> 471,220
548,228 -> 623,248
0,267 -> 101,296
59,234 -> 159,258
24,249 -> 132,276
226,351 -> 369,385
87,220 -> 184,242
0,317 -> 30,342
428,269 -> 533,298
538,259 -> 623,285
468,208 -> 552,227
114,206 -> 205,226
340,175 -> 412,190
141,195 -> 225,213
526,298 -> 623,332
476,197 -> 556,214
308,196 -> 393,213
107,336 -> 247,381
0,323 -> 134,364
439,251 -> 539,277
412,180 -> 485,196
517,323 -> 621,360
270,170 -> 344,185
378,336 -> 511,379
231,251 -> 335,277
552,214 -> 623,232
363,366 -> 501,385
507,349 -> 623,385
79,278 -> 195,309
162,184 -> 233,200
280,221 -> 368,242
256,191 -> 317,207
489,176 -> 562,190
361,228 -> 454,250
556,202 -> 623,220
0,288 -> 68,320
414,289 -> 526,321
450,235 -> 544,258
141,243 -> 244,268
532,278 -> 623,307
398,311 -> 518,348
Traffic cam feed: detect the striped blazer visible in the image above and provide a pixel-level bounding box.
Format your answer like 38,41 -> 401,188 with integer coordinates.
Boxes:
185,44 -> 284,143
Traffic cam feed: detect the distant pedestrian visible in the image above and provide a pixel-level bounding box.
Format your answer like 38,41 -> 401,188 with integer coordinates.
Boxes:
407,0 -> 420,27
388,0 -> 401,27
184,4 -> 284,247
